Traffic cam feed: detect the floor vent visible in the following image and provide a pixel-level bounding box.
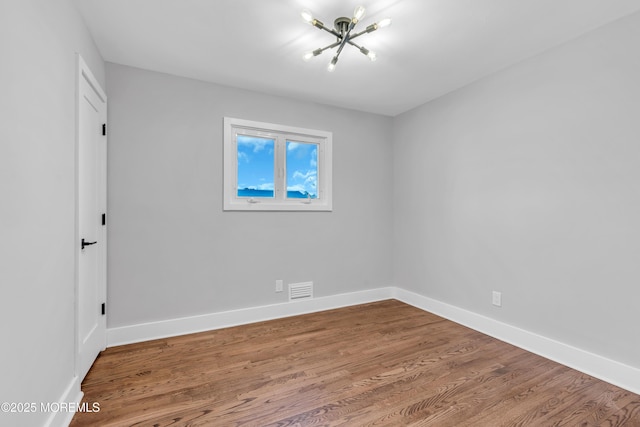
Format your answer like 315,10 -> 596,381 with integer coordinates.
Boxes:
289,282 -> 313,301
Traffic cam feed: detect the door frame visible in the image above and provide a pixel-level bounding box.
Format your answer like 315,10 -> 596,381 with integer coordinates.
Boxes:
75,54 -> 107,380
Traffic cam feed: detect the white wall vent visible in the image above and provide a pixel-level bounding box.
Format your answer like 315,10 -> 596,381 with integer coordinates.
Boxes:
289,282 -> 313,301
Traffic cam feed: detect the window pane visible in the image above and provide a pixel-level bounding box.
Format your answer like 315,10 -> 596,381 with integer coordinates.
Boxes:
237,135 -> 275,198
286,141 -> 318,199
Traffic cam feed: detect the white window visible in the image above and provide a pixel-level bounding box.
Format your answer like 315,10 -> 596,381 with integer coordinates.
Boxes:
223,117 -> 332,211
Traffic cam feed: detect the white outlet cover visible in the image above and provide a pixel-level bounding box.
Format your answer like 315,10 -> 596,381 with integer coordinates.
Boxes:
492,291 -> 502,307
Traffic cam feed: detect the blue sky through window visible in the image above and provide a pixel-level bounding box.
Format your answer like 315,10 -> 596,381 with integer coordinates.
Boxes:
286,141 -> 318,199
236,135 -> 274,198
225,117 -> 331,210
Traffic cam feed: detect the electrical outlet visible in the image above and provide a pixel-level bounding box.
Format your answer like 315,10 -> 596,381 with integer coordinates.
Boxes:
492,291 -> 502,307
275,280 -> 283,292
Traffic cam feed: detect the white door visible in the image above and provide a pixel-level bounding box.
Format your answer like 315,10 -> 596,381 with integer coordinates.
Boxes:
77,56 -> 107,381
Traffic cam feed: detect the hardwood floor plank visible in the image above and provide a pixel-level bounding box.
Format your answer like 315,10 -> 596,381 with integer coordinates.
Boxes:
71,300 -> 640,426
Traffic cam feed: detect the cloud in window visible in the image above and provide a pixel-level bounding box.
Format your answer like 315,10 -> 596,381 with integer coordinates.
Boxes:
237,136 -> 274,154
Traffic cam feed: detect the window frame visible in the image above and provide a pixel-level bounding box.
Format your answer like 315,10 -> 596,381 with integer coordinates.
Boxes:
223,117 -> 333,211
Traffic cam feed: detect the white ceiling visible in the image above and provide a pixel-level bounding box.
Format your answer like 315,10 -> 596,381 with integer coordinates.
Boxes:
73,0 -> 640,116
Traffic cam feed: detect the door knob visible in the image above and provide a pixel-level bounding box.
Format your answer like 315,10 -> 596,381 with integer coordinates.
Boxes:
81,238 -> 98,250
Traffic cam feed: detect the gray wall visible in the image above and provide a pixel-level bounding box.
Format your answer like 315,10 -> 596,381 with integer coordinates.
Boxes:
393,12 -> 640,369
0,0 -> 105,426
106,63 -> 394,328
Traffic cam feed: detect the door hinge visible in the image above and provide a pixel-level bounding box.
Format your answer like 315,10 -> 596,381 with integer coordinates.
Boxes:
101,303 -> 106,316
102,123 -> 106,136
102,213 -> 106,226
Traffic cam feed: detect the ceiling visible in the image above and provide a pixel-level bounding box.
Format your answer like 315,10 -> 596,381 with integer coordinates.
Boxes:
73,0 -> 640,116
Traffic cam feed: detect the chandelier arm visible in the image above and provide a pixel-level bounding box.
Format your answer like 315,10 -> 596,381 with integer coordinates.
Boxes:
346,39 -> 363,49
347,24 -> 377,41
346,40 -> 374,59
316,40 -> 342,54
333,21 -> 356,62
315,22 -> 341,38
347,30 -> 366,41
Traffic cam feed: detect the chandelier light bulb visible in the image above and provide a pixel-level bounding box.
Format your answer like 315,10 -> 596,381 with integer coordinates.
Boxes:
377,18 -> 392,28
353,5 -> 366,21
303,52 -> 314,61
367,51 -> 377,61
301,9 -> 314,23
328,57 -> 338,72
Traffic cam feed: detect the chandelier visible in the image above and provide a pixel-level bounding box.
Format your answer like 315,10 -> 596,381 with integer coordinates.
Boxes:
301,5 -> 391,72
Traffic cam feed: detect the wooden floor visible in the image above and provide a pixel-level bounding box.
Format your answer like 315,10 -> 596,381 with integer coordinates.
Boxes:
71,300 -> 640,426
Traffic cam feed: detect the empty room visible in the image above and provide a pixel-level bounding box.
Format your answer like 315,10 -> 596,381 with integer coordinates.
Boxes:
2,0 -> 640,426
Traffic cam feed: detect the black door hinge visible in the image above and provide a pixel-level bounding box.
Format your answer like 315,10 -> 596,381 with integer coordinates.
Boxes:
102,213 -> 106,226
101,303 -> 106,316
102,123 -> 106,136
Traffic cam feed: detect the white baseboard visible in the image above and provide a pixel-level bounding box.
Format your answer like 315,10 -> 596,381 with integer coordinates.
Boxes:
43,376 -> 83,427
107,287 -> 394,347
392,287 -> 640,395
106,286 -> 640,395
